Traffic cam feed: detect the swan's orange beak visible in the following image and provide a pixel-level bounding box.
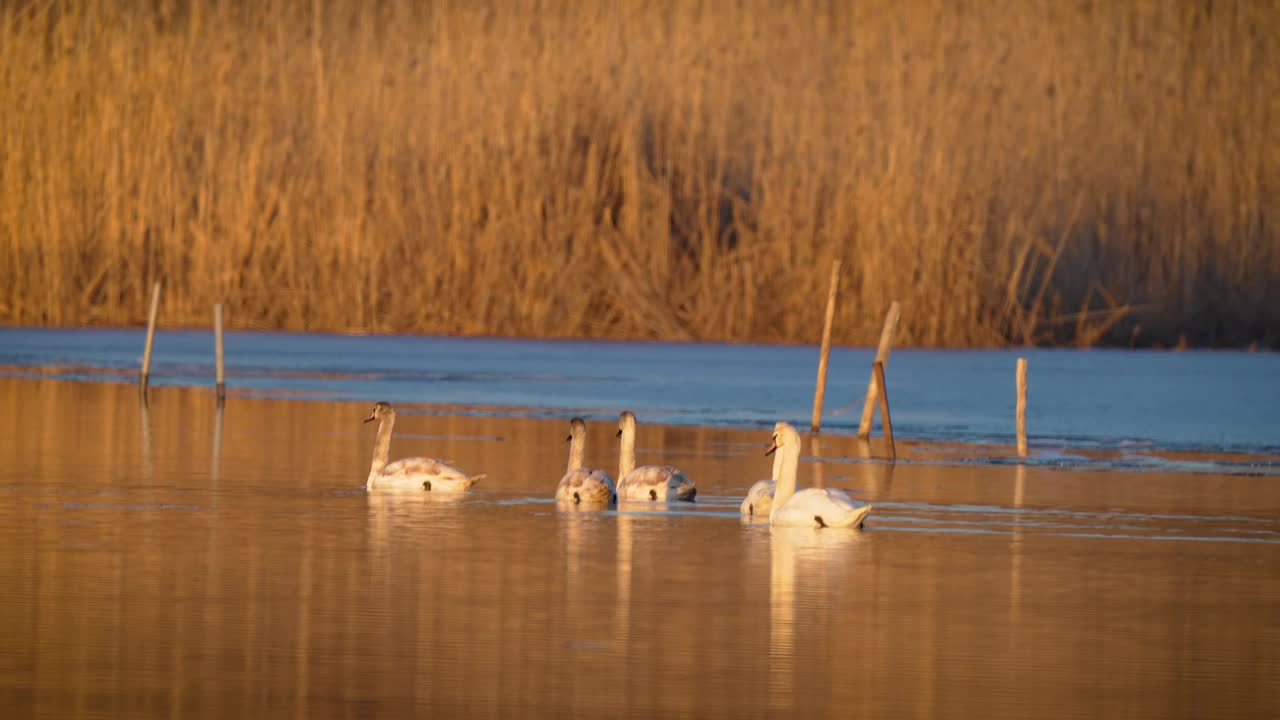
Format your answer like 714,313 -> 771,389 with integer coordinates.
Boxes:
765,441 -> 778,456
363,412 -> 377,423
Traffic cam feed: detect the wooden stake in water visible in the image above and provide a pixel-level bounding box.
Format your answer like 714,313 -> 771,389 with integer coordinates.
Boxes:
1016,357 -> 1028,456
139,281 -> 162,394
857,301 -> 901,438
214,303 -> 226,405
874,360 -> 896,461
809,259 -> 842,434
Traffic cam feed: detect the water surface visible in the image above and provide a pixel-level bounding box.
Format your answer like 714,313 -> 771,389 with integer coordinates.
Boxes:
1,378 -> 1278,717
2,328 -> 1277,457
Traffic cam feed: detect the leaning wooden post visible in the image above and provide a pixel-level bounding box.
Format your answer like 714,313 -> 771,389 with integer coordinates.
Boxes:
809,259 -> 842,433
857,301 -> 901,438
874,361 -> 896,461
139,281 -> 162,395
214,303 -> 226,405
1016,357 -> 1028,456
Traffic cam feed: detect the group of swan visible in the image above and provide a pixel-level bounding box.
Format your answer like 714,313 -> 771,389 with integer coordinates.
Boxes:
363,402 -> 871,529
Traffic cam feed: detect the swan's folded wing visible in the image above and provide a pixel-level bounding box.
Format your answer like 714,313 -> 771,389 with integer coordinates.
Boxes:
384,457 -> 469,481
773,488 -> 871,528
559,467 -> 615,489
556,467 -> 616,502
621,465 -> 687,488
663,467 -> 694,489
740,478 -> 776,514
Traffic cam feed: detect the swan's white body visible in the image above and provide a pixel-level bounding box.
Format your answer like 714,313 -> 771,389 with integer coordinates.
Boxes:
617,465 -> 697,502
740,442 -> 782,516
556,418 -> 616,505
740,478 -> 777,516
767,422 -> 872,529
615,411 -> 696,502
771,487 -> 872,528
557,468 -> 616,504
364,402 -> 483,492
374,457 -> 480,493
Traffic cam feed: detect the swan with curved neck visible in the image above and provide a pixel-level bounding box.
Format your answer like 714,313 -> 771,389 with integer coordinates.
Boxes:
740,445 -> 781,516
556,417 -> 616,505
615,411 -> 696,502
364,402 -> 484,492
767,421 -> 872,528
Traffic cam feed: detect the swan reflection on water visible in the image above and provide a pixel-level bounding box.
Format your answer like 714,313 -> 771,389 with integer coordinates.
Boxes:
769,525 -> 866,710
366,486 -> 471,550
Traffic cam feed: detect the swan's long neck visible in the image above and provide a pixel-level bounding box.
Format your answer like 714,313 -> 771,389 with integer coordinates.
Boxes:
619,422 -> 636,478
770,440 -> 800,518
770,441 -> 784,482
369,413 -> 394,485
567,430 -> 586,472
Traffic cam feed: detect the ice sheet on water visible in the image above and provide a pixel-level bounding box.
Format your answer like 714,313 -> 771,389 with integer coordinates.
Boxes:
2,327 -> 1277,457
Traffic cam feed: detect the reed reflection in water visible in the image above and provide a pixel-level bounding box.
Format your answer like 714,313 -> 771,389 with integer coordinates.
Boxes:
0,378 -> 1277,718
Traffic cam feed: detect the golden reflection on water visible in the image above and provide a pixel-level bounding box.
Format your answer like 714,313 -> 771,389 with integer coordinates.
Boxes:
1,377 -> 1279,718
768,525 -> 795,713
1011,462 -> 1027,648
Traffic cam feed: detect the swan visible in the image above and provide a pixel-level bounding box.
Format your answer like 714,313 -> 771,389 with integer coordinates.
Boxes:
615,411 -> 697,502
767,421 -> 872,528
363,401 -> 484,492
740,446 -> 780,516
556,417 -> 616,505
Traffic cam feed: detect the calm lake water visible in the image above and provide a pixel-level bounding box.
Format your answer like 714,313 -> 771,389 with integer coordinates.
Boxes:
2,373 -> 1278,718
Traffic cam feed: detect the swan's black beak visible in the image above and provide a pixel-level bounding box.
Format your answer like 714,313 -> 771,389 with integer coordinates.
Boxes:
565,433 -> 573,442
615,428 -> 623,438
363,413 -> 376,424
764,441 -> 778,456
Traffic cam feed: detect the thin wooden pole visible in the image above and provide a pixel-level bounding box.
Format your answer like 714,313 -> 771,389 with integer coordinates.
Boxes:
1016,357 -> 1028,456
874,361 -> 896,461
809,259 -> 842,433
214,303 -> 226,405
857,301 -> 901,438
139,281 -> 162,394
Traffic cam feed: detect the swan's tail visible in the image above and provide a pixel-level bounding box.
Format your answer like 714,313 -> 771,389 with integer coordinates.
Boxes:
468,474 -> 486,489
845,503 -> 873,529
676,483 -> 697,502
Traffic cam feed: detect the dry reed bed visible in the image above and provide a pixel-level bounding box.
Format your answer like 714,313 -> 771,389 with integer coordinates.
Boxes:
1,0 -> 1276,347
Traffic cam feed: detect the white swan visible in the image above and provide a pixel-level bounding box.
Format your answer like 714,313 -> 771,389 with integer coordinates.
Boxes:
767,421 -> 872,528
615,411 -> 697,502
556,417 -> 616,505
363,402 -> 484,492
740,445 -> 780,516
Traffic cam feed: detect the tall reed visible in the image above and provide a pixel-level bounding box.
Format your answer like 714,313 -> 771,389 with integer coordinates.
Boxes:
2,0 -> 1276,347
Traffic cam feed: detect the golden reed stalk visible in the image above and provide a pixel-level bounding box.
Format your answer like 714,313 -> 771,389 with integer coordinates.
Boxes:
1,0 -> 1276,347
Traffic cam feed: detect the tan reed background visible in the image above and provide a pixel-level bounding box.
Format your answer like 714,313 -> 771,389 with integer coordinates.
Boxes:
1,0 -> 1276,347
